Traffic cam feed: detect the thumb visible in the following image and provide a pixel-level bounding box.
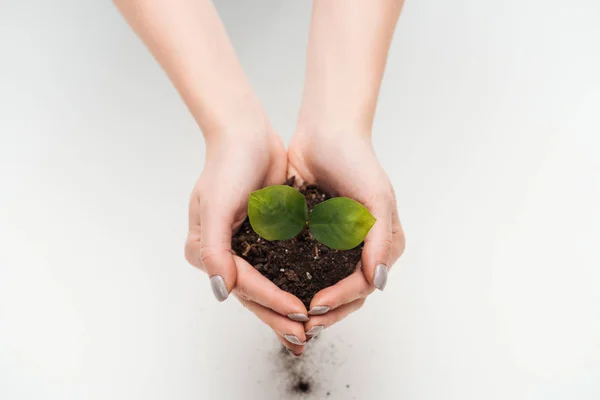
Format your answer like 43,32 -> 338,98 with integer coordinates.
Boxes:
361,203 -> 393,291
186,207 -> 238,302
201,211 -> 238,302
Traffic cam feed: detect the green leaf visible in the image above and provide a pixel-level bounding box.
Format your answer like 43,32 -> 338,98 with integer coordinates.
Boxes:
308,197 -> 376,250
248,185 -> 308,241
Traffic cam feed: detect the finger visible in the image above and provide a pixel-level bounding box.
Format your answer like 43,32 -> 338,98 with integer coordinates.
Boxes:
262,136 -> 288,187
304,298 -> 367,337
307,265 -> 373,315
234,256 -> 309,321
185,194 -> 237,302
235,295 -> 307,353
275,334 -> 305,357
361,196 -> 394,290
390,207 -> 406,264
286,155 -> 314,187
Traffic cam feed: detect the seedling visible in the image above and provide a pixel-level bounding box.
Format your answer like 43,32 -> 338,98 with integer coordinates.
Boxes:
248,185 -> 376,250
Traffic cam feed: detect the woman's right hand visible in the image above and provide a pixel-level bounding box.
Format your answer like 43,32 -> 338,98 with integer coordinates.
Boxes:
184,128 -> 310,356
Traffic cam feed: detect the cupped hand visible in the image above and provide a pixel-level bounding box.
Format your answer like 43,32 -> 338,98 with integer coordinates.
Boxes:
288,129 -> 405,337
185,128 -> 309,355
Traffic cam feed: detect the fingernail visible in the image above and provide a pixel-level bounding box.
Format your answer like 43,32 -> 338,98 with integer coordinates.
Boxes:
283,334 -> 306,346
286,348 -> 302,358
305,325 -> 325,337
374,264 -> 389,291
308,305 -> 330,315
210,275 -> 229,302
288,313 -> 310,322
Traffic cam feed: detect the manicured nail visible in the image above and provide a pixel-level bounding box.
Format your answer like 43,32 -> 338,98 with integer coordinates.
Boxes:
288,313 -> 310,322
286,348 -> 302,358
210,275 -> 229,302
373,264 -> 389,291
283,334 -> 306,346
308,305 -> 330,315
305,325 -> 325,337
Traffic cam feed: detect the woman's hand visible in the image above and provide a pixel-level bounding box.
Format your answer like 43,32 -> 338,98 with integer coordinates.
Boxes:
184,129 -> 310,355
116,0 -> 405,355
115,0 -> 311,354
288,129 -> 405,337
287,0 -> 405,339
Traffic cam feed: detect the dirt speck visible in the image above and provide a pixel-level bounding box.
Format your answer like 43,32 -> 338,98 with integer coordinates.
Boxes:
294,380 -> 311,394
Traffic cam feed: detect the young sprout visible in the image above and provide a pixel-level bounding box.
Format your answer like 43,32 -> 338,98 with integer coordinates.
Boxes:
248,185 -> 307,241
247,185 -> 376,250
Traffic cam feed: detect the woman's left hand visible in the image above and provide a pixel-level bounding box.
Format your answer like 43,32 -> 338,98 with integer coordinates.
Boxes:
287,128 -> 406,338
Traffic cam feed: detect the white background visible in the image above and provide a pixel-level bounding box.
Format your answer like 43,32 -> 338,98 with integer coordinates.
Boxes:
1,1 -> 599,399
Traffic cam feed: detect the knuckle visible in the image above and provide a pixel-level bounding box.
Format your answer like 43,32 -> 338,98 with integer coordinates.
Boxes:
359,283 -> 376,298
184,236 -> 200,267
188,184 -> 204,212
234,288 -> 251,303
372,237 -> 394,265
199,246 -> 219,268
280,319 -> 302,336
394,230 -> 406,259
356,298 -> 367,309
398,234 -> 406,255
232,270 -> 250,299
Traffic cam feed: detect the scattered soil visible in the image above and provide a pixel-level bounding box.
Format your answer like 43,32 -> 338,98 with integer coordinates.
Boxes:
232,179 -> 363,308
269,325 -> 354,397
277,345 -> 313,396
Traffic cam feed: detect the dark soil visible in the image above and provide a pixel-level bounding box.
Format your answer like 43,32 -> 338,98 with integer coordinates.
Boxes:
232,180 -> 362,308
276,345 -> 313,396
294,380 -> 311,394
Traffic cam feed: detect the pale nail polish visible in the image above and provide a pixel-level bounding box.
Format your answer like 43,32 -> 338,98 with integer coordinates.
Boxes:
373,264 -> 389,291
210,275 -> 229,302
288,313 -> 310,322
287,348 -> 302,358
305,325 -> 325,337
308,305 -> 330,315
283,334 -> 305,346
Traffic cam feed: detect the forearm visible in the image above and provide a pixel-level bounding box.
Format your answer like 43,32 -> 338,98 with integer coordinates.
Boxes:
298,0 -> 404,135
113,0 -> 267,140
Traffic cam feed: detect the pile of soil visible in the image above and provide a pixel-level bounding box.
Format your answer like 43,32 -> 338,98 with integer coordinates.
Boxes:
232,181 -> 362,308
270,331 -> 353,397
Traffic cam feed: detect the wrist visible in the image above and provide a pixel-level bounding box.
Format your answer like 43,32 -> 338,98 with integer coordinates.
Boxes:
194,91 -> 270,144
295,114 -> 373,144
203,111 -> 276,157
296,93 -> 376,140
204,118 -> 272,148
